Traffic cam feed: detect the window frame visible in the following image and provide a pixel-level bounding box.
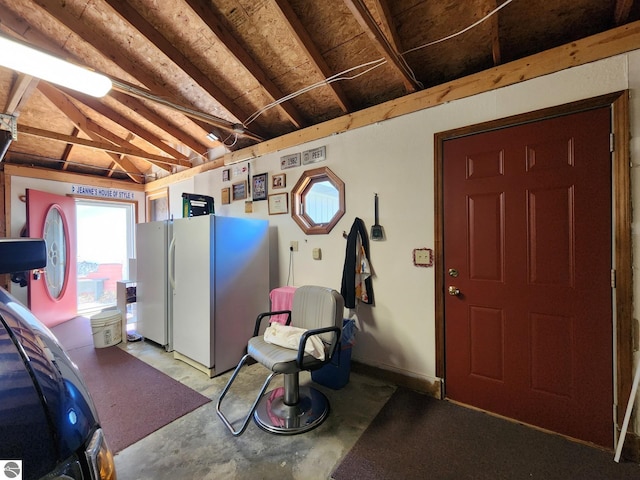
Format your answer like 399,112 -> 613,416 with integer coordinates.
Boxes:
291,166 -> 345,235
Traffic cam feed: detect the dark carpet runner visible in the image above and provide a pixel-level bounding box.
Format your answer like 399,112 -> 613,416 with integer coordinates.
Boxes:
52,316 -> 211,453
332,387 -> 640,480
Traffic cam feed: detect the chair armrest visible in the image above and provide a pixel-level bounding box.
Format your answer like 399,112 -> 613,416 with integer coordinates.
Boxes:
297,326 -> 341,368
253,310 -> 292,336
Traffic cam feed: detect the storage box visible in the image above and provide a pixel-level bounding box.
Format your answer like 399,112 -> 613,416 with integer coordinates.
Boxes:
311,344 -> 352,390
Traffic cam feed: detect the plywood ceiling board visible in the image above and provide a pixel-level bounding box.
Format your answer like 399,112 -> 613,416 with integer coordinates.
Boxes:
498,0 -> 619,63
119,0 -> 246,125
268,59 -> 347,124
395,0 -> 494,87
286,0 -> 409,106
0,72 -> 14,113
288,0 -> 363,54
320,36 -> 407,110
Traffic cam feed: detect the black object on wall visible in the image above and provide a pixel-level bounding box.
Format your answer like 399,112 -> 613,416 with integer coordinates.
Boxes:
182,193 -> 215,217
0,130 -> 12,162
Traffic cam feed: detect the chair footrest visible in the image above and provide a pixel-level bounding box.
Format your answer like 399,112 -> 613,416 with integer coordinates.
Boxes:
253,385 -> 329,435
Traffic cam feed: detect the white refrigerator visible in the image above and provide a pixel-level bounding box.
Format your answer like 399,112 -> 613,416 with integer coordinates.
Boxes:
136,220 -> 173,350
136,214 -> 270,377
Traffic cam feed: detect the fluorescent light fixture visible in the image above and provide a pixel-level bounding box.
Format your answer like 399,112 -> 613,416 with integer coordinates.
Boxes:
206,131 -> 219,142
0,35 -> 112,97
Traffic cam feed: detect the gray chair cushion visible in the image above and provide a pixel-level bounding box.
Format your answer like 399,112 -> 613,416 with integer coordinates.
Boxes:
248,336 -> 324,374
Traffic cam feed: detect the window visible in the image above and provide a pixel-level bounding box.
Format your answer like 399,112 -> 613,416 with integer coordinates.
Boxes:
291,167 -> 345,234
76,199 -> 136,314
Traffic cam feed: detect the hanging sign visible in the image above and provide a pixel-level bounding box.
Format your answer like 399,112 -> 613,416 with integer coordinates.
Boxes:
71,185 -> 135,200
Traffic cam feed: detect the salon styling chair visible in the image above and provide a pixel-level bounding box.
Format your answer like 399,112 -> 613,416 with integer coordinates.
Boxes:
216,285 -> 344,436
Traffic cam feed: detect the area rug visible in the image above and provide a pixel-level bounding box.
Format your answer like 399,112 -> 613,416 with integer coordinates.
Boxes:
332,387 -> 640,480
52,317 -> 211,453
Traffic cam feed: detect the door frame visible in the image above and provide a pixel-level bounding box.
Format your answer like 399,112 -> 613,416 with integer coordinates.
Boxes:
434,91 -> 632,431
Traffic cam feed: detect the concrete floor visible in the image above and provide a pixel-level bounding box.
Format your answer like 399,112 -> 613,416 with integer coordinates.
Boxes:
114,339 -> 396,480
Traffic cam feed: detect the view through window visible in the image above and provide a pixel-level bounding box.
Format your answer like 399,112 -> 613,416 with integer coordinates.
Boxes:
76,199 -> 135,315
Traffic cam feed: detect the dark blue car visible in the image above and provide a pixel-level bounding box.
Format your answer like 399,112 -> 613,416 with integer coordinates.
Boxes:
0,239 -> 116,480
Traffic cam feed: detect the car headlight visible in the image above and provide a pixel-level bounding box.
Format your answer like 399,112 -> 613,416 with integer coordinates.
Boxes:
85,428 -> 117,480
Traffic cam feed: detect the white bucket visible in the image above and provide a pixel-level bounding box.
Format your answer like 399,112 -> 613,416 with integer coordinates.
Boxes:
90,310 -> 122,348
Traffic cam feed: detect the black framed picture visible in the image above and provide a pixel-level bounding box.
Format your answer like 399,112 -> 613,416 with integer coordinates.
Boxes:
252,173 -> 267,201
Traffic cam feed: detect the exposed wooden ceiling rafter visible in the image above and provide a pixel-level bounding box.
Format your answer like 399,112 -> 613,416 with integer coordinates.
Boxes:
271,0 -> 352,113
372,0 -> 404,53
37,83 -> 147,182
38,84 -> 173,171
4,73 -> 39,114
615,0 -> 635,25
63,91 -> 191,168
108,78 -> 263,142
103,0 -> 265,140
485,0 -> 502,65
184,0 -> 308,129
18,125 -> 179,170
107,91 -> 210,155
343,0 -> 421,93
60,127 -> 78,171
31,0 -> 238,145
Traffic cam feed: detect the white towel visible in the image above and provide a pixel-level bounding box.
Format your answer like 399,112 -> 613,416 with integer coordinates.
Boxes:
263,323 -> 325,361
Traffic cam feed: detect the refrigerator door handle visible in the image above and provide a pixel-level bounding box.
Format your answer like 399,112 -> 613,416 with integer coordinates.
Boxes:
168,236 -> 176,290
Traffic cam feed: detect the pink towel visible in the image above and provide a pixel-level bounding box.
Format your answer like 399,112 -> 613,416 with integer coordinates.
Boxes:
269,286 -> 297,324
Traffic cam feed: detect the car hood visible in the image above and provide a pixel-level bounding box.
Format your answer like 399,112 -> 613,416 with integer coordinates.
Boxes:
0,287 -> 99,478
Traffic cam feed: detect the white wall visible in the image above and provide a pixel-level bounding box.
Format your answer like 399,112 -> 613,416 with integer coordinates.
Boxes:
167,53 -> 632,388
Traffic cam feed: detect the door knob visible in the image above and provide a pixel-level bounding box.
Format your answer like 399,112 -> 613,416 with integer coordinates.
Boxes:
448,286 -> 460,296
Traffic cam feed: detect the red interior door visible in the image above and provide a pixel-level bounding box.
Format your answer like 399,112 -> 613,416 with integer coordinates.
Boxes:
443,108 -> 613,447
26,189 -> 77,328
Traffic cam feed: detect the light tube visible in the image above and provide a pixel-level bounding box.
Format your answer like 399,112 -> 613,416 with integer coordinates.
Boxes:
0,36 -> 112,97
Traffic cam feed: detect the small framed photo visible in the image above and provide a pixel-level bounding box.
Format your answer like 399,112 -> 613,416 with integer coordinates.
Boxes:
268,193 -> 288,215
232,181 -> 247,201
222,169 -> 230,182
272,173 -> 286,189
252,173 -> 267,201
221,187 -> 230,205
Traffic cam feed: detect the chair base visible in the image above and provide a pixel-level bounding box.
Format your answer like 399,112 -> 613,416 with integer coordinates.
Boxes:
253,385 -> 329,435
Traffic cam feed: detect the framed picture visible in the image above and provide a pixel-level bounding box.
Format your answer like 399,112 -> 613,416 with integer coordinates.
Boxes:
222,168 -> 230,182
221,187 -> 230,205
272,173 -> 286,189
252,173 -> 267,201
268,193 -> 288,215
232,181 -> 247,201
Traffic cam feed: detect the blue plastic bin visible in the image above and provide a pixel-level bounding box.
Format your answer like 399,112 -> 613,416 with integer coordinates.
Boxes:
311,319 -> 355,390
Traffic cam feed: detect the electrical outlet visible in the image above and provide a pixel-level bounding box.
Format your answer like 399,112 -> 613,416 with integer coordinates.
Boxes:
290,241 -> 298,251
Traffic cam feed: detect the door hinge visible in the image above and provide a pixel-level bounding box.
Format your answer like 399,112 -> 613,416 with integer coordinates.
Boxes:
610,132 -> 615,153
611,269 -> 616,288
